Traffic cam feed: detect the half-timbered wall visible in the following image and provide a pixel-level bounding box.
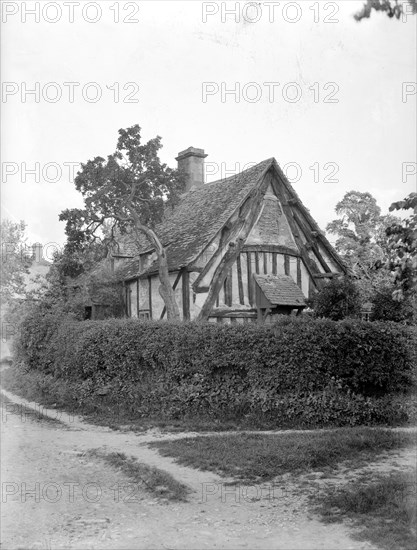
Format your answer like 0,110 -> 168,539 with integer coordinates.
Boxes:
123,164 -> 345,323
214,250 -> 309,311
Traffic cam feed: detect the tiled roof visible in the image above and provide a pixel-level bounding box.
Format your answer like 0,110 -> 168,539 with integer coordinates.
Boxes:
120,158 -> 274,280
254,274 -> 306,307
119,258 -> 141,280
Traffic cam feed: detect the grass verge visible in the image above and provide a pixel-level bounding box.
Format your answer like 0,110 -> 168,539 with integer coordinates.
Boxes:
150,429 -> 416,482
312,471 -> 416,550
87,449 -> 190,502
0,389 -> 64,426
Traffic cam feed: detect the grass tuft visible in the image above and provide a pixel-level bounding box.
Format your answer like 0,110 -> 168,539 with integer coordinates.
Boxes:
313,472 -> 416,550
87,449 -> 190,502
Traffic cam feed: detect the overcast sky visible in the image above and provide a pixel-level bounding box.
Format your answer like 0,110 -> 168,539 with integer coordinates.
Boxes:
1,0 -> 416,254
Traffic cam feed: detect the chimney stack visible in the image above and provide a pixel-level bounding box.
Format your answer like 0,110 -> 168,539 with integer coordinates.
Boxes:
176,147 -> 207,192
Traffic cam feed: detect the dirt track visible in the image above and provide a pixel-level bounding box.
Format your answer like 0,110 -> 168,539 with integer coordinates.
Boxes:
2,387 -> 412,550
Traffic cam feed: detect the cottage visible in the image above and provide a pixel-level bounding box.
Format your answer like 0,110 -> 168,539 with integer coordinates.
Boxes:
120,148 -> 347,323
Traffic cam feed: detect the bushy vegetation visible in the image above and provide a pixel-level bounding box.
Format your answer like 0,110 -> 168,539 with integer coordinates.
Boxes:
371,286 -> 416,324
9,312 -> 416,428
312,277 -> 362,321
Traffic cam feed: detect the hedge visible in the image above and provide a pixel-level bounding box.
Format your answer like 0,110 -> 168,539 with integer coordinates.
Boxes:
12,314 -> 417,427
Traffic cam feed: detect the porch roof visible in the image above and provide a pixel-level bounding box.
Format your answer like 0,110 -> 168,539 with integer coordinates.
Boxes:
254,274 -> 306,307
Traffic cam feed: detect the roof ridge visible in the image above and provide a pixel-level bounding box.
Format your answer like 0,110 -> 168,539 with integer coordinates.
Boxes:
189,157 -> 275,190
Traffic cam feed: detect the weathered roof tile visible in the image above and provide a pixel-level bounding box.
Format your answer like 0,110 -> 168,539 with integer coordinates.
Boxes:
254,274 -> 306,307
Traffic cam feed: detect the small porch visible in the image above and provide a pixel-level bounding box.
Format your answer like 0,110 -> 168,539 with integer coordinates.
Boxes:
253,274 -> 306,323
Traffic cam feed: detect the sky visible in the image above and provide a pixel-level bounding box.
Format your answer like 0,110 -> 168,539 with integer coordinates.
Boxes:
1,0 -> 416,256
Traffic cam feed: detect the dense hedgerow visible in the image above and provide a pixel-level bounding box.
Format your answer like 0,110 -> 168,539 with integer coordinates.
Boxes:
11,312 -> 416,427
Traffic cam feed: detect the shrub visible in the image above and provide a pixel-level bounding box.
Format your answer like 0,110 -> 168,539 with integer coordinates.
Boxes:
10,314 -> 417,426
313,276 -> 362,320
371,286 -> 416,324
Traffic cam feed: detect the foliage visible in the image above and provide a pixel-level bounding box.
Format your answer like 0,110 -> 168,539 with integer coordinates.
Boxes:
354,0 -> 416,21
59,124 -> 186,319
11,316 -> 416,426
326,191 -> 397,300
312,276 -> 362,320
386,193 -> 417,301
371,285 -> 415,324
0,220 -> 32,305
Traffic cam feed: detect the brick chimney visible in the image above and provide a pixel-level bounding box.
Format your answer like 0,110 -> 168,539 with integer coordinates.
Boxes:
176,147 -> 207,192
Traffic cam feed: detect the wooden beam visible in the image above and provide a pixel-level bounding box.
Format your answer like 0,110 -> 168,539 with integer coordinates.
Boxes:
247,252 -> 253,306
242,244 -> 300,257
236,254 -> 245,305
197,171 -> 271,318
148,277 -> 152,319
263,307 -> 271,321
273,161 -> 347,274
225,269 -> 232,306
195,285 -> 210,294
297,257 -> 302,288
255,251 -> 260,274
292,211 -> 331,273
182,270 -> 190,320
313,272 -> 342,279
269,175 -> 320,290
192,183 -> 268,294
272,252 -> 277,275
263,252 -> 267,274
197,240 -> 244,321
136,279 -> 139,315
284,255 -> 290,276
210,309 -> 257,318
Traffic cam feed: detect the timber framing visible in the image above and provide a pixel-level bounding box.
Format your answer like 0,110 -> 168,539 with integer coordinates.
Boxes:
242,244 -> 300,257
120,156 -> 347,321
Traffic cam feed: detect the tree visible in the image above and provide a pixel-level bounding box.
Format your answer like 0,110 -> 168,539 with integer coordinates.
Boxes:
386,192 -> 417,301
313,276 -> 362,321
0,220 -> 32,305
326,191 -> 398,300
354,0 -> 416,21
60,125 -> 186,320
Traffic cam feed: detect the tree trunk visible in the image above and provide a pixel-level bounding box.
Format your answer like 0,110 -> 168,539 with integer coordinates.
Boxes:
156,247 -> 181,320
129,214 -> 181,320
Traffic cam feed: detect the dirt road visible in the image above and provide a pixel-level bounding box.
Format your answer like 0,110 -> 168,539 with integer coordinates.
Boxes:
0,389 -> 384,550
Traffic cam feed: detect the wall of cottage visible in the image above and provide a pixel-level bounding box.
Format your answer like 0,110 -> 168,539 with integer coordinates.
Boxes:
126,273 -> 183,320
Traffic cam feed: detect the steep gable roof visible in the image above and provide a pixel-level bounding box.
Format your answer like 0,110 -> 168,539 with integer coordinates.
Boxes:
254,274 -> 306,307
120,158 -> 273,279
120,156 -> 347,281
